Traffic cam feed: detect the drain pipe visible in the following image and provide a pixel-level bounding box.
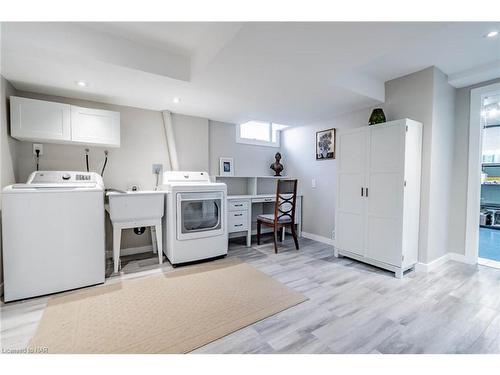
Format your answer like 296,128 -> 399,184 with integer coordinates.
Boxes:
161,110 -> 179,171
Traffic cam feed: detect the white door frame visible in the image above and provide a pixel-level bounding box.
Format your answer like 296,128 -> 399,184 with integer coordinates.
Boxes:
464,82 -> 500,263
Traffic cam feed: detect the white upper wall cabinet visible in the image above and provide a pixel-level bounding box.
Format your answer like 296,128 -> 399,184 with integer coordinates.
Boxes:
10,96 -> 120,147
71,106 -> 120,147
10,96 -> 71,142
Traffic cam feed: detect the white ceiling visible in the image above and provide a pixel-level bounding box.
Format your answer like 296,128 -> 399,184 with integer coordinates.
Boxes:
1,22 -> 500,126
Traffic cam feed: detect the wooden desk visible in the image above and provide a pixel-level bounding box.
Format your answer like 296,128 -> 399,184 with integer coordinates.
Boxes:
227,194 -> 302,247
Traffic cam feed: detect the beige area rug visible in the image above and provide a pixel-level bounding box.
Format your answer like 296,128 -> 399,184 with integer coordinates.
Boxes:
29,259 -> 307,354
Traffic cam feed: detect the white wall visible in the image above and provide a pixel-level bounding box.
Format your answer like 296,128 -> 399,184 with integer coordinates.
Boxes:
1,78 -> 19,191
282,108 -> 372,239
209,120 -> 280,176
1,76 -> 20,292
426,68 -> 456,262
384,67 -> 435,263
172,113 -> 209,172
385,67 -> 456,264
448,77 -> 500,255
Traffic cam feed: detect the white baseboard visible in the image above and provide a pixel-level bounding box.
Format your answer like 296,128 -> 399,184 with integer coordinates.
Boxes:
301,231 -> 335,246
415,251 -> 478,273
449,252 -> 476,265
415,253 -> 450,273
105,245 -> 154,259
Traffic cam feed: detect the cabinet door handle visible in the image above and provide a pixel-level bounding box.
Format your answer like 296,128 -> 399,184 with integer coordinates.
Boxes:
235,224 -> 243,227
361,187 -> 364,197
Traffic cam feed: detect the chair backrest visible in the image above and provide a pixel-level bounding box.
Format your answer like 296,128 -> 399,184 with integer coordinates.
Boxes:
274,179 -> 298,225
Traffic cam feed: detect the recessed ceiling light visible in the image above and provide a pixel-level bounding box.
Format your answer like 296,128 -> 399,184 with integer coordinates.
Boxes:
486,31 -> 498,38
173,97 -> 181,104
76,80 -> 88,88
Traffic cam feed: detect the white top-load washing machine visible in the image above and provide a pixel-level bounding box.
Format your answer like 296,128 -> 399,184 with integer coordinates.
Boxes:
2,171 -> 105,302
159,171 -> 227,266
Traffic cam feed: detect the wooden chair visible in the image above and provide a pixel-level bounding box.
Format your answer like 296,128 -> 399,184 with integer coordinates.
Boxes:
256,179 -> 299,253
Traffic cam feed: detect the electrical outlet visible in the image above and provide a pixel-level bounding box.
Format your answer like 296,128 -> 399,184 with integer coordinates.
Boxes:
33,143 -> 43,156
311,178 -> 316,188
152,164 -> 163,174
128,184 -> 141,192
332,230 -> 335,240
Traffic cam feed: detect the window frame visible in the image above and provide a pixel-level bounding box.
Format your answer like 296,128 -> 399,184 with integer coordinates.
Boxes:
235,122 -> 282,147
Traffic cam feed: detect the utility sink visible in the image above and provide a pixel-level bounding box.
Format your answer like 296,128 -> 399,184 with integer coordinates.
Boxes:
106,190 -> 164,225
105,190 -> 165,273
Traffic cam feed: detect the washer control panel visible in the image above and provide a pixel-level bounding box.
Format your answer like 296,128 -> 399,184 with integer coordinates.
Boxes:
29,171 -> 97,184
75,174 -> 92,181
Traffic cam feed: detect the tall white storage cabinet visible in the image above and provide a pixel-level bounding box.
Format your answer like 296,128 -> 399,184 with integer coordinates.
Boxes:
334,119 -> 422,278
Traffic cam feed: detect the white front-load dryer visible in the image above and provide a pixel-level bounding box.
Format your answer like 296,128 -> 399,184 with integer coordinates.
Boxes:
159,171 -> 228,266
1,171 -> 105,301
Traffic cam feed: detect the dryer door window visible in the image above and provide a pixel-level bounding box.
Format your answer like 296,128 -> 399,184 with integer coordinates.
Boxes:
176,191 -> 225,240
181,199 -> 221,233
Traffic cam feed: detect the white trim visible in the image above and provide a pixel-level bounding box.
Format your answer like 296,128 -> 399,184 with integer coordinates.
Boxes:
162,110 -> 178,171
449,252 -> 476,265
464,82 -> 500,264
415,253 -> 450,273
414,251 -> 478,273
301,231 -> 335,246
478,257 -> 500,269
105,245 -> 154,258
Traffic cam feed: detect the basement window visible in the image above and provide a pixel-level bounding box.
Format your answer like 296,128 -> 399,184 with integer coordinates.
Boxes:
236,121 -> 289,147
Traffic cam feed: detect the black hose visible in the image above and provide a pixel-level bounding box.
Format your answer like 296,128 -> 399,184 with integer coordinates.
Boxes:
101,155 -> 108,176
101,150 -> 109,176
85,153 -> 89,172
35,149 -> 40,171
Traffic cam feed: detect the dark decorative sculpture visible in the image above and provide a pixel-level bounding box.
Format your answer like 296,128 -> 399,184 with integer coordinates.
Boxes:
270,152 -> 284,176
369,108 -> 386,125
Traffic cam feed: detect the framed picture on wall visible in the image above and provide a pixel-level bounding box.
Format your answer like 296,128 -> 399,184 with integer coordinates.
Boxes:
219,157 -> 234,176
316,128 -> 336,160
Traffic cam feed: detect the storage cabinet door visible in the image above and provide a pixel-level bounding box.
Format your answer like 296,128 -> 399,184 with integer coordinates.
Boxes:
10,96 -> 71,142
365,124 -> 405,266
71,106 -> 120,147
336,128 -> 367,256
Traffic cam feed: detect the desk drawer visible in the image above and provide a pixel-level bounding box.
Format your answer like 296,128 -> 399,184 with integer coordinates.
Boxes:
228,200 -> 249,211
228,210 -> 248,233
252,196 -> 275,204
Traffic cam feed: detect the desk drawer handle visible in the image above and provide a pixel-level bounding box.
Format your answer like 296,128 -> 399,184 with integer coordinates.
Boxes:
264,198 -> 272,202
234,213 -> 243,217
234,224 -> 243,227
234,204 -> 243,207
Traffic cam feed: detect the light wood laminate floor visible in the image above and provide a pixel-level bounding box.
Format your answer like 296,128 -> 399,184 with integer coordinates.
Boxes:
2,236 -> 500,354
